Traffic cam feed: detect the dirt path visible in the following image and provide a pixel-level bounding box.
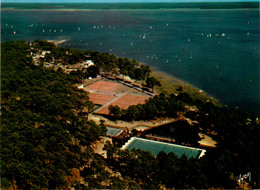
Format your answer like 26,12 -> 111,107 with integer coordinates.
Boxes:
89,114 -> 178,130
198,133 -> 217,147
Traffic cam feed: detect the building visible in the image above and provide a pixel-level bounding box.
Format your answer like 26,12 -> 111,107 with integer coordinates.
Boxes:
106,127 -> 124,138
83,60 -> 94,68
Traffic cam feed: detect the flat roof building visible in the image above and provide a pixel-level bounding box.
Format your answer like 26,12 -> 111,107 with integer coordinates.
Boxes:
106,127 -> 124,137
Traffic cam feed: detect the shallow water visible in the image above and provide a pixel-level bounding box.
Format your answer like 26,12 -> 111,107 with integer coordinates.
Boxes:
2,8 -> 259,115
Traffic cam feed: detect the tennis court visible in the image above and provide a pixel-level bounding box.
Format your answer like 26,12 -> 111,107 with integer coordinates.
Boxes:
87,80 -> 120,92
122,137 -> 206,159
96,94 -> 149,115
85,79 -> 151,115
88,92 -> 116,105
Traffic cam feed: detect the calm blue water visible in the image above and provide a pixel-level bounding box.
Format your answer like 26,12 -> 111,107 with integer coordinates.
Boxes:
2,9 -> 259,115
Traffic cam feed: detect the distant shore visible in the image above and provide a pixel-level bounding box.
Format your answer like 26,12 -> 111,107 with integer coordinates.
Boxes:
2,8 -> 259,12
51,39 -> 67,45
2,2 -> 258,11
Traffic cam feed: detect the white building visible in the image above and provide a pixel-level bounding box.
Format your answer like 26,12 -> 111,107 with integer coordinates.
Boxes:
40,51 -> 51,59
83,60 -> 94,68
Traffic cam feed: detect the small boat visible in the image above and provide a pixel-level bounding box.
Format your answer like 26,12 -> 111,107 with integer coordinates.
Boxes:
77,27 -> 80,31
150,26 -> 152,29
13,31 -> 16,35
60,29 -> 63,32
187,39 -> 190,42
178,59 -> 181,63
42,29 -> 45,32
221,33 -> 225,37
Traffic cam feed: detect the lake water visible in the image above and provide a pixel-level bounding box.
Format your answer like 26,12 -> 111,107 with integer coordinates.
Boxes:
2,6 -> 259,115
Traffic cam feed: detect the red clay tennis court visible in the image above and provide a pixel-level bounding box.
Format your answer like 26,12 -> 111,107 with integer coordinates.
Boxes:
96,94 -> 150,115
88,93 -> 116,105
87,81 -> 120,92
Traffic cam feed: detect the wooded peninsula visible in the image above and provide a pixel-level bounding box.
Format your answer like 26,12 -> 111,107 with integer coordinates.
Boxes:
1,40 -> 259,189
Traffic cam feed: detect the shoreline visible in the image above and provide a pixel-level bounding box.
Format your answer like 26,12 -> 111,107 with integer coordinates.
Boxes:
135,60 -> 220,105
149,66 -> 220,105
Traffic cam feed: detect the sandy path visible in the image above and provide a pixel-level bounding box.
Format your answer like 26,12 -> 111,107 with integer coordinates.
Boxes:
198,133 -> 217,147
89,114 -> 178,131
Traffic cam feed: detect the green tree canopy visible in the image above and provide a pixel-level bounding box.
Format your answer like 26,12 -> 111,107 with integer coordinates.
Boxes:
1,40 -> 106,189
146,76 -> 161,92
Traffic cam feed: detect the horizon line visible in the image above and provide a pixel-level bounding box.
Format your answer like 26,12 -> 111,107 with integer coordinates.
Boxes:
2,0 -> 259,3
